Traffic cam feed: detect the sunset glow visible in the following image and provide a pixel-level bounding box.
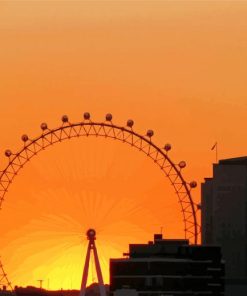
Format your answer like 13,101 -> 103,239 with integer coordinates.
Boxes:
0,138 -> 185,289
0,0 -> 247,291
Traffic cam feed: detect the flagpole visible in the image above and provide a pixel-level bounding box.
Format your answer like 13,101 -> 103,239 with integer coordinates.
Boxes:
211,142 -> 218,163
216,142 -> 218,163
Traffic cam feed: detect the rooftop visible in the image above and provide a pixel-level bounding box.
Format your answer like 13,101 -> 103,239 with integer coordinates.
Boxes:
219,156 -> 247,166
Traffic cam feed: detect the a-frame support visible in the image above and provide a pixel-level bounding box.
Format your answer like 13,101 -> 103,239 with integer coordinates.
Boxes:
80,229 -> 106,296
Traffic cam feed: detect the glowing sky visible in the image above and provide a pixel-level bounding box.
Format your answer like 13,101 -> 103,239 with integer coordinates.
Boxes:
0,0 -> 247,290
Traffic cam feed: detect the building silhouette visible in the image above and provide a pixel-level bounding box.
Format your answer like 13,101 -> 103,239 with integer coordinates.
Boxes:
202,156 -> 247,296
110,234 -> 224,296
14,284 -> 109,296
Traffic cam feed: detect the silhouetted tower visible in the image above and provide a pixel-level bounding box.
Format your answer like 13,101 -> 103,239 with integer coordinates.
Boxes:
80,229 -> 106,296
37,279 -> 44,289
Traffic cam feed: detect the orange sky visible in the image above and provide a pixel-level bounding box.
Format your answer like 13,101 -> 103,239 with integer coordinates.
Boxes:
0,0 -> 247,291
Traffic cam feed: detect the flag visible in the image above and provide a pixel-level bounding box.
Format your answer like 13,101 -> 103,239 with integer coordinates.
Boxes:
211,142 -> 217,150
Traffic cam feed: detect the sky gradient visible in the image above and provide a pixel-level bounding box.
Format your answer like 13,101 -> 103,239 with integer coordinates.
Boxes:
0,0 -> 247,290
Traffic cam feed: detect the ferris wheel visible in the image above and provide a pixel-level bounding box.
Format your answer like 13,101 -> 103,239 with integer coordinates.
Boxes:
0,113 -> 200,289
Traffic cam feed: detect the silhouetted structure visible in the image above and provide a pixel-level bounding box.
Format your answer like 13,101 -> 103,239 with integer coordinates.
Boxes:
14,284 -> 109,296
0,260 -> 13,293
202,156 -> 247,296
80,229 -> 106,296
0,289 -> 14,296
110,234 -> 224,295
0,114 -> 199,245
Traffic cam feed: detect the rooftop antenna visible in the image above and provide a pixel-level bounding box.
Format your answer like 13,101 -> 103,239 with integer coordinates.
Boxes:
37,279 -> 44,289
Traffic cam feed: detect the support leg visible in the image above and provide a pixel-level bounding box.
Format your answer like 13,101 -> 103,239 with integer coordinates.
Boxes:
80,243 -> 91,296
93,242 -> 106,296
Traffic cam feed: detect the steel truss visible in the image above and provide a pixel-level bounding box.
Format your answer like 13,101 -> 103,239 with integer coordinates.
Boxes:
0,259 -> 13,291
0,113 -> 200,244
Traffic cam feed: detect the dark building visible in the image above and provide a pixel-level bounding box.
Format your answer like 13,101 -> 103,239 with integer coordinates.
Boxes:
202,156 -> 247,296
14,284 -> 109,296
0,290 -> 14,296
110,234 -> 224,296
